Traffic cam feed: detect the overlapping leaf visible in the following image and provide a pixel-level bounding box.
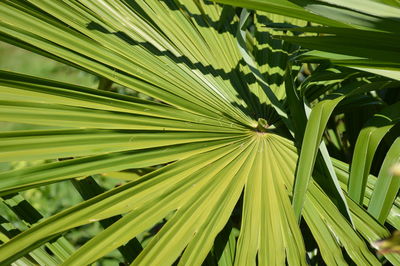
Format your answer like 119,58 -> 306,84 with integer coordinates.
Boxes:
0,0 -> 399,265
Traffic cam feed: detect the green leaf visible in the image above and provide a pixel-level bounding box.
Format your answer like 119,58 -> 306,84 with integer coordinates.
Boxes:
277,27 -> 400,65
212,0 -> 345,26
0,137 -> 244,195
71,177 -> 142,263
0,129 -> 242,162
290,0 -> 400,31
348,102 -> 400,204
292,94 -> 345,220
368,138 -> 400,223
0,140 -> 246,264
0,0 -> 398,264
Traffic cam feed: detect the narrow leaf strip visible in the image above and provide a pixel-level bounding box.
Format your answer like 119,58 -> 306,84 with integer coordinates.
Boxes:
348,102 -> 400,203
368,138 -> 400,223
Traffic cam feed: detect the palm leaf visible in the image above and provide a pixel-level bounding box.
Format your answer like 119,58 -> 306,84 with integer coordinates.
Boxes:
0,0 -> 398,265
348,102 -> 400,203
368,138 -> 400,223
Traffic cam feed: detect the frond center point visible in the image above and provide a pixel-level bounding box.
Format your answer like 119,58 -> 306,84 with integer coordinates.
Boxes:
254,118 -> 269,133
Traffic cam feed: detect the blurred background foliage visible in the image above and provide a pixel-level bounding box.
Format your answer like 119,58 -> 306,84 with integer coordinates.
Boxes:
0,41 -> 134,265
0,42 -> 98,88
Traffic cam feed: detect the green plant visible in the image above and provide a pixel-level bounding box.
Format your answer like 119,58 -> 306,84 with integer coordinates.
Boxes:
0,0 -> 399,265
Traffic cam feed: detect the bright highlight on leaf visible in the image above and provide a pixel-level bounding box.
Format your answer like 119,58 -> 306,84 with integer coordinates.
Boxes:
391,163 -> 400,177
373,231 -> 400,254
